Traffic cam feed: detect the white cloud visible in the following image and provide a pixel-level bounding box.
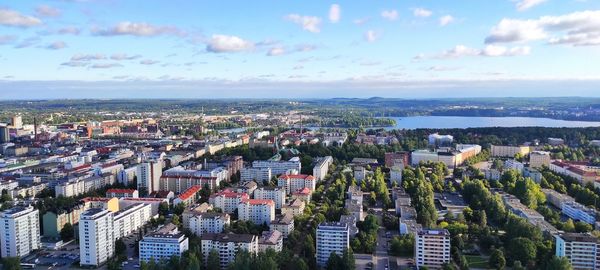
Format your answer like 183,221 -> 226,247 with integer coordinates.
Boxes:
110,54 -> 142,60
364,30 -> 380,42
267,47 -> 286,56
71,54 -> 106,61
0,35 -> 17,45
413,8 -> 433,18
93,22 -> 185,37
35,5 -> 61,17
58,26 -> 81,35
0,8 -> 42,27
516,0 -> 547,11
381,10 -> 398,21
423,44 -> 531,59
285,14 -> 322,33
439,15 -> 455,26
60,61 -> 88,67
90,63 -> 123,69
329,4 -> 341,23
486,10 -> 600,46
206,34 -> 254,53
46,41 -> 67,50
295,44 -> 317,52
353,17 -> 370,25
140,59 -> 159,65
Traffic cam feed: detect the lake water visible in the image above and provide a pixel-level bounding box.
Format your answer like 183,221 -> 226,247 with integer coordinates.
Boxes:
386,116 -> 600,129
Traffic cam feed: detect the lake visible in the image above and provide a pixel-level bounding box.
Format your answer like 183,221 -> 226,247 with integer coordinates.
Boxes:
386,116 -> 600,129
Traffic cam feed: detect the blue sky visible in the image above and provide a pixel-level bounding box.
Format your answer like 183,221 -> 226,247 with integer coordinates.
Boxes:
1,0 -> 600,99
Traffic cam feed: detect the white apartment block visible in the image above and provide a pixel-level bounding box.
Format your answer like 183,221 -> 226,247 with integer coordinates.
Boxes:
118,167 -> 137,185
238,199 -> 275,225
137,162 -> 162,193
316,222 -> 349,267
415,229 -> 451,269
253,187 -> 286,209
270,214 -> 294,238
139,224 -> 189,263
530,151 -> 551,169
200,233 -> 258,269
258,230 -> 283,252
209,189 -> 249,214
504,159 -> 525,172
188,212 -> 230,236
277,174 -> 316,194
562,201 -> 597,225
55,179 -> 85,197
113,203 -> 152,240
79,209 -> 115,267
251,158 -> 301,176
0,206 -> 41,258
555,233 -> 600,270
313,156 -> 333,181
491,145 -> 531,158
240,167 -> 272,183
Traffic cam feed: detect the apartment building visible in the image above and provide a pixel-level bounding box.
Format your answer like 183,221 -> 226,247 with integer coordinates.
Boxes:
238,199 -> 275,225
253,186 -> 286,209
137,162 -> 162,193
313,156 -> 333,181
385,152 -> 410,168
562,201 -> 597,225
79,209 -> 114,267
200,233 -> 258,269
555,232 -> 600,270
277,174 -> 316,194
291,187 -> 312,203
173,185 -> 201,206
270,214 -> 294,238
316,222 -> 350,267
209,189 -> 249,214
240,167 -> 272,183
113,203 -> 152,240
491,145 -> 531,158
415,229 -> 451,269
106,188 -> 139,198
188,212 -> 230,236
160,175 -> 219,193
530,151 -> 551,169
258,230 -> 283,252
251,157 -> 301,176
0,206 -> 41,257
281,199 -> 305,217
139,224 -> 189,263
182,203 -> 213,229
42,204 -> 86,238
542,189 -> 576,209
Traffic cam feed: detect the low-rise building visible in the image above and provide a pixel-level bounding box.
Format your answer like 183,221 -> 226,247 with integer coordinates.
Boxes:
313,156 -> 333,181
258,230 -> 283,252
189,212 -> 230,236
270,214 -> 294,238
173,185 -> 201,206
106,188 -> 139,198
291,187 -> 312,203
530,151 -> 551,169
254,186 -> 286,209
277,174 -> 316,194
240,167 -> 272,183
209,189 -> 249,214
562,201 -> 597,225
281,199 -> 305,217
555,232 -> 600,270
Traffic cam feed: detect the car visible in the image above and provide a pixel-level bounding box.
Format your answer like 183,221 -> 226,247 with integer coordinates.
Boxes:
367,262 -> 373,267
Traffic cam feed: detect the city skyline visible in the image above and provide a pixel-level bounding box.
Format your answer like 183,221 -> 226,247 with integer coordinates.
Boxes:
1,0 -> 600,98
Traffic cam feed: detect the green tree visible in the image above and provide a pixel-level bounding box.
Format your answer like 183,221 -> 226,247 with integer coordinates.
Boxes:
207,249 -> 221,270
489,249 -> 506,270
546,256 -> 573,270
115,239 -> 127,262
342,248 -> 355,270
508,238 -> 537,267
325,252 -> 343,270
1,257 -> 21,270
574,221 -> 593,233
60,222 -> 74,241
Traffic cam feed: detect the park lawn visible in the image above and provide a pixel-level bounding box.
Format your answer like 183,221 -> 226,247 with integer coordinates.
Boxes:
465,255 -> 488,269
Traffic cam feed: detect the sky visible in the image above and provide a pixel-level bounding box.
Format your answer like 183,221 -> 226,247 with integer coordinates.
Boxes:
1,0 -> 600,99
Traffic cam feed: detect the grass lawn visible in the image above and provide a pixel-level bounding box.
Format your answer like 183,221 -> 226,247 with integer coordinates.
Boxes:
465,255 -> 488,269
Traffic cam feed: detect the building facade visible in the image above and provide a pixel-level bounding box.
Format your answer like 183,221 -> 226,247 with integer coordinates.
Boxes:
0,206 -> 41,257
316,222 -> 349,267
79,209 -> 115,267
415,229 -> 451,269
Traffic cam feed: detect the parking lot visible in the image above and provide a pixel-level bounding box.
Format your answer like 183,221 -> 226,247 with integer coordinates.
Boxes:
23,242 -> 80,270
121,233 -> 141,270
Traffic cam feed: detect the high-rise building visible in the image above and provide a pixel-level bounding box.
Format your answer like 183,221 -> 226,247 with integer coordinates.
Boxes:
139,224 -> 189,263
79,209 -> 114,267
0,206 -> 41,257
316,222 -> 349,267
0,124 -> 9,143
137,162 -> 162,194
555,233 -> 600,270
10,115 -> 22,129
415,229 -> 451,269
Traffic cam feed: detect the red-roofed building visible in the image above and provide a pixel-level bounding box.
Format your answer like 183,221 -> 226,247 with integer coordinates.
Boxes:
549,160 -> 600,185
106,188 -> 139,198
238,198 -> 275,225
209,189 -> 249,214
277,174 -> 316,194
174,185 -> 202,206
